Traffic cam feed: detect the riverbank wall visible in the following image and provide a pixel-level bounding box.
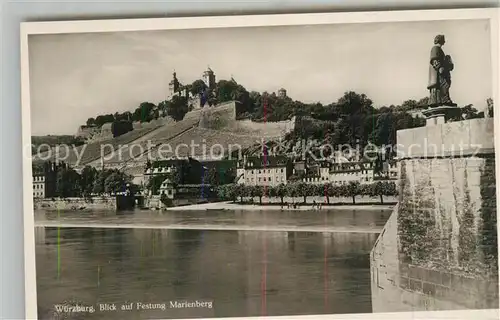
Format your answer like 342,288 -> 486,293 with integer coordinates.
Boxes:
371,118 -> 498,312
34,197 -> 117,211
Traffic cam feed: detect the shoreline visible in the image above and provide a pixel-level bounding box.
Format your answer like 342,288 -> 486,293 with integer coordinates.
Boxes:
35,222 -> 383,233
169,201 -> 396,211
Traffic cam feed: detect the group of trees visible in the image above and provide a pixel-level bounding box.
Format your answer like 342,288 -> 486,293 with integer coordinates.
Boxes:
82,75 -> 495,155
79,166 -> 134,197
111,120 -> 133,137
216,180 -> 397,205
35,162 -> 133,198
145,161 -> 237,195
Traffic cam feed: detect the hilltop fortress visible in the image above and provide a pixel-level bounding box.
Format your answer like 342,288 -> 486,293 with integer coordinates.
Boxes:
37,68 -> 296,179
75,68 -> 294,143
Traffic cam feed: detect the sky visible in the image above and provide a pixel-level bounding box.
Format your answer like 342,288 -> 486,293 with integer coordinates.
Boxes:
28,19 -> 492,135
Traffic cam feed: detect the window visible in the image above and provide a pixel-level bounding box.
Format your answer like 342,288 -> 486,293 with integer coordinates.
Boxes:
281,169 -> 284,173
263,177 -> 267,182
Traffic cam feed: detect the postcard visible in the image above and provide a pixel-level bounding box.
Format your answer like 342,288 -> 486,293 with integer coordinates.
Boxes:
20,8 -> 499,320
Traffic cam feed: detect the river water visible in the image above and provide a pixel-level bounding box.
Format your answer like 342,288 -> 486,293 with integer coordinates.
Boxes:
34,208 -> 391,319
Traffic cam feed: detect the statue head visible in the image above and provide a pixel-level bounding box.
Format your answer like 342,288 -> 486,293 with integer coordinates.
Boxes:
434,34 -> 446,46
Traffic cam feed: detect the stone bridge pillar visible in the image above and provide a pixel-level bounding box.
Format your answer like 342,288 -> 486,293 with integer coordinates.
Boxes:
371,118 -> 498,313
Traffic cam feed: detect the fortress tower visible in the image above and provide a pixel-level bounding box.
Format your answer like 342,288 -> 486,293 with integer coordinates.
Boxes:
202,67 -> 216,90
278,88 -> 287,98
168,72 -> 180,96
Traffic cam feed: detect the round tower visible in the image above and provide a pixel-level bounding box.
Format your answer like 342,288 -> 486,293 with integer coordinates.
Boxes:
202,67 -> 216,90
278,88 -> 287,98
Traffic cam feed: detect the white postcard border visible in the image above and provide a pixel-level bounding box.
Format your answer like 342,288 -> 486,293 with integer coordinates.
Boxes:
20,8 -> 500,320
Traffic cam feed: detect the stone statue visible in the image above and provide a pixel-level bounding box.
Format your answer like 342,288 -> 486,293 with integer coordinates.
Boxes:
427,35 -> 456,107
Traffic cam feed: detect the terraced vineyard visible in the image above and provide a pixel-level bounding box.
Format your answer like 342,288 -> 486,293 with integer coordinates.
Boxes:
32,125 -> 162,166
101,116 -> 201,165
32,100 -> 290,169
96,102 -> 238,165
32,106 -> 214,166
148,128 -> 259,160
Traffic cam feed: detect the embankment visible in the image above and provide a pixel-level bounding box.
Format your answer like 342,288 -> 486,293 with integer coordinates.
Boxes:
34,197 -> 117,211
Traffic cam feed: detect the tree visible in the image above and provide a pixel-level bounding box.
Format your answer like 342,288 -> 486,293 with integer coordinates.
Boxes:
251,185 -> 264,204
111,120 -> 133,138
104,170 -> 132,195
217,184 -> 238,201
370,112 -> 396,146
344,181 -> 361,204
92,169 -> 126,195
417,97 -> 430,108
296,182 -> 312,204
80,166 -> 98,197
235,184 -> 246,203
267,185 -> 277,199
215,80 -> 239,103
190,79 -> 208,96
55,165 -> 82,198
203,168 -> 220,186
323,183 -> 334,204
86,117 -> 96,126
166,95 -> 189,122
286,183 -> 299,201
461,104 -> 481,120
399,99 -> 419,112
227,184 -> 238,202
216,185 -> 227,200
132,102 -> 156,123
275,183 -> 287,205
94,114 -> 115,127
92,170 -> 108,195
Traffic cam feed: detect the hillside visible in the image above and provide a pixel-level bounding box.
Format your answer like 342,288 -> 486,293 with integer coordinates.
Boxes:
148,127 -> 261,160
32,101 -> 294,169
32,125 -> 162,166
31,135 -> 84,154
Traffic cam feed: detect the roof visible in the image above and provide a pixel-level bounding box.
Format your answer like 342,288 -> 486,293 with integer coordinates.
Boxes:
151,157 -> 196,168
244,155 -> 289,169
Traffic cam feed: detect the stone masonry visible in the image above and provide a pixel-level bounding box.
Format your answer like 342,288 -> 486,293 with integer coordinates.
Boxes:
371,118 -> 498,312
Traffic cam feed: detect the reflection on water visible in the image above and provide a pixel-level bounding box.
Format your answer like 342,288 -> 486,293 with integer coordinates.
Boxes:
35,208 -> 390,232
35,209 -> 387,319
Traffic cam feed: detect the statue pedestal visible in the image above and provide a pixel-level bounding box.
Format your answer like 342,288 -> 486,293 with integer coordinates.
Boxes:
422,105 -> 461,126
